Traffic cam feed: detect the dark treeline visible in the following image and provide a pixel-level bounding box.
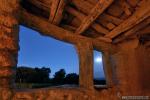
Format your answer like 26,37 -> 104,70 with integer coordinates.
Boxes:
15,66 -> 79,85
15,66 -> 106,87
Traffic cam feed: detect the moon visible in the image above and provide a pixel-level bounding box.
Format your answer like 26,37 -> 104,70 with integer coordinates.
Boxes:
95,57 -> 102,63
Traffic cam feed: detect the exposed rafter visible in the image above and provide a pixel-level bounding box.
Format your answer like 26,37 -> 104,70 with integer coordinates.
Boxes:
28,0 -> 50,11
119,0 -> 132,16
66,6 -> 109,35
49,0 -> 59,23
75,0 -> 113,34
113,17 -> 150,43
98,13 -> 123,25
72,0 -> 122,26
20,10 -> 115,52
104,0 -> 150,39
49,0 -> 65,25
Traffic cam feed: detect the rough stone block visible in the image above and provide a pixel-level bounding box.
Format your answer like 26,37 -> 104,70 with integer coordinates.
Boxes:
0,51 -> 16,67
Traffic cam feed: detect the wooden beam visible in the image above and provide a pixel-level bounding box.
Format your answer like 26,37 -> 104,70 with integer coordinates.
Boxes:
72,0 -> 121,26
49,0 -> 59,22
98,13 -> 123,25
72,0 -> 92,15
20,10 -> 115,52
113,18 -> 150,43
52,0 -> 66,25
61,24 -> 76,31
120,0 -> 132,16
49,0 -> 65,25
75,0 -> 113,34
97,37 -> 112,43
105,0 -> 150,39
28,0 -> 50,11
66,6 -> 109,34
137,25 -> 150,35
87,0 -> 98,5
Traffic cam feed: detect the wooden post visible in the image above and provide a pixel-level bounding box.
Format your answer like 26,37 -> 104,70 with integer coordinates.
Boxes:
76,41 -> 94,89
0,0 -> 19,99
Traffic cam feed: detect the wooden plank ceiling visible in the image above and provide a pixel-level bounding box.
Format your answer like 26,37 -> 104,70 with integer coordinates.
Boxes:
20,0 -> 150,45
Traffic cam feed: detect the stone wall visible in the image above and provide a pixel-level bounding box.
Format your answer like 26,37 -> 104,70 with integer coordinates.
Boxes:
0,0 -> 19,99
0,0 -> 149,100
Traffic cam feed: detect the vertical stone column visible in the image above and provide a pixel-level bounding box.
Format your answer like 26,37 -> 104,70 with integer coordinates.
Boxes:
76,41 -> 94,90
102,52 -> 113,87
0,0 -> 19,99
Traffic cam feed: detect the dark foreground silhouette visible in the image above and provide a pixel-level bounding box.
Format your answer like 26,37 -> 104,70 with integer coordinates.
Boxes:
15,66 -> 106,88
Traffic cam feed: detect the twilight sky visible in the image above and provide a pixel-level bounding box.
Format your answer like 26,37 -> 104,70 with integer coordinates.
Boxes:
18,26 -> 105,79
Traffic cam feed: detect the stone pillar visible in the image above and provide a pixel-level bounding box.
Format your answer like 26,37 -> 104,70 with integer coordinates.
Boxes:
102,52 -> 113,87
76,41 -> 94,90
0,0 -> 19,99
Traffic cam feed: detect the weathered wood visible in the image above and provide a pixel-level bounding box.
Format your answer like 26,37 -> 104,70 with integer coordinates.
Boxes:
75,0 -> 113,34
106,2 -> 124,17
91,23 -> 109,35
113,18 -> 150,43
98,13 -> 123,25
105,0 -> 150,39
97,19 -> 116,30
97,37 -> 112,43
106,23 -> 116,30
125,19 -> 150,37
127,0 -> 139,7
20,10 -> 115,52
76,41 -> 93,89
83,28 -> 103,38
70,18 -> 81,27
87,0 -> 98,5
52,0 -> 66,25
28,0 -> 50,12
71,0 -> 118,29
61,24 -> 76,31
120,0 -> 132,16
72,0 -> 93,15
137,25 -> 150,35
65,7 -> 85,20
66,7 -> 109,34
49,0 -> 62,24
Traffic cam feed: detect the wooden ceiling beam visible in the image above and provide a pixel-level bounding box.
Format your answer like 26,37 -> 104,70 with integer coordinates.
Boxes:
61,24 -> 76,31
87,0 -> 98,5
49,0 -> 59,22
75,0 -> 113,34
72,0 -> 121,26
49,0 -> 65,25
20,10 -> 115,52
98,13 -> 123,25
113,18 -> 150,43
138,25 -> 150,35
66,6 -> 109,35
72,0 -> 92,15
119,0 -> 132,16
28,0 -> 50,11
104,0 -> 150,39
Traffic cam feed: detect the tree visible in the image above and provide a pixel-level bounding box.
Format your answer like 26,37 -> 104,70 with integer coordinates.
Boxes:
53,69 -> 66,85
65,73 -> 79,84
15,66 -> 51,83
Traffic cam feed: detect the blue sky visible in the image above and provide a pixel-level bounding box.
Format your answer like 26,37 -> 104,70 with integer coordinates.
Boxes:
18,26 -> 105,79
